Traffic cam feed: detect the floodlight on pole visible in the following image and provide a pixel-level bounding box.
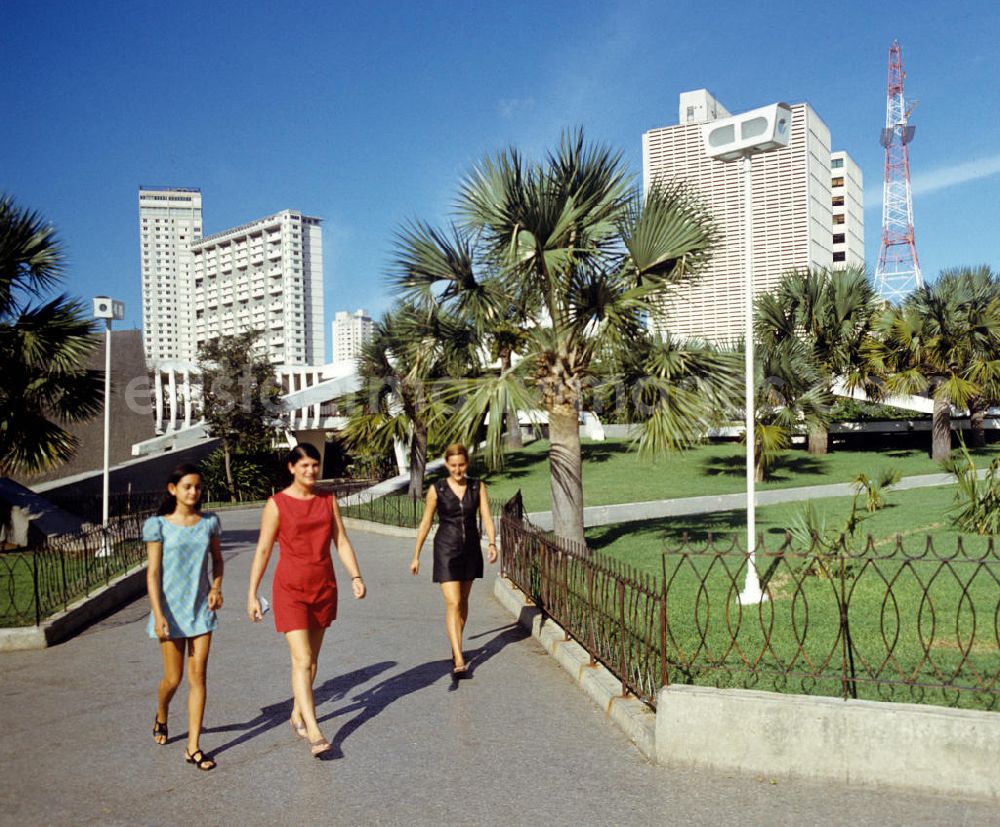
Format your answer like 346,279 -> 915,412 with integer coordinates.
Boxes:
93,296 -> 124,556
703,102 -> 791,605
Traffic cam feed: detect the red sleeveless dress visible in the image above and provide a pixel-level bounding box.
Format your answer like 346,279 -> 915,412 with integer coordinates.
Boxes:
271,492 -> 338,632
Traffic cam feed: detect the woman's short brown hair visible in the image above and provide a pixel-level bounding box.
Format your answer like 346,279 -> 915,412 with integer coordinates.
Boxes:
443,443 -> 469,461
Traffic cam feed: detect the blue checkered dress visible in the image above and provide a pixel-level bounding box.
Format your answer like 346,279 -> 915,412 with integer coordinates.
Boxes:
144,514 -> 221,639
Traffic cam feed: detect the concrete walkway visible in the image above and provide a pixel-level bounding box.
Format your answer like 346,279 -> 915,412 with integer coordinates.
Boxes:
1,509 -> 995,826
527,470 -> 970,530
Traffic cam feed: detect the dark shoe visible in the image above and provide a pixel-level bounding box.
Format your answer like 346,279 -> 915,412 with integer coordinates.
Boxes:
153,717 -> 168,745
184,748 -> 216,771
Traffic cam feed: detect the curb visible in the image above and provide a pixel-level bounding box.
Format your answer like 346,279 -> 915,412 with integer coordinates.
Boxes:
0,562 -> 148,652
492,574 -> 656,760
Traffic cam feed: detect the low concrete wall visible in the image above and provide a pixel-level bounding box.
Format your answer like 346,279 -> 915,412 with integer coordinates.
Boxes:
0,562 -> 148,651
656,684 -> 1000,801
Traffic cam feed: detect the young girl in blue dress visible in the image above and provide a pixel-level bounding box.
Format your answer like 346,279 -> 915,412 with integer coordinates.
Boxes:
146,463 -> 224,771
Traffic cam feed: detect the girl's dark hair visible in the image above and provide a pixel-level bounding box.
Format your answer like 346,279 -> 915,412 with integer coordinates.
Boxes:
157,463 -> 204,515
285,442 -> 321,467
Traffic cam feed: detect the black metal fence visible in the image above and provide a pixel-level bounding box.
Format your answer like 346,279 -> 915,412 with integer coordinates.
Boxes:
499,493 -> 1000,712
0,511 -> 151,627
340,491 -> 505,531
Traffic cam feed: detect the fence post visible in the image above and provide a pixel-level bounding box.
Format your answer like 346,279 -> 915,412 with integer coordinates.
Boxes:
617,579 -> 628,698
31,550 -> 41,626
838,540 -> 857,700
586,565 -> 597,666
60,546 -> 68,610
660,551 -> 669,688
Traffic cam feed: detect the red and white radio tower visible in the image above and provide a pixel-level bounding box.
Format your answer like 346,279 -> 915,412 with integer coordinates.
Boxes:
875,40 -> 921,303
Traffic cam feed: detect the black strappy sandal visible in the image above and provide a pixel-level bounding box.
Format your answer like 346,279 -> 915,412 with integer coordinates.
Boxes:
153,718 -> 168,745
184,748 -> 216,771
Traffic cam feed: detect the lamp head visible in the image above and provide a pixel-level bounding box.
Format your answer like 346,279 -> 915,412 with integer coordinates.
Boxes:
703,103 -> 792,162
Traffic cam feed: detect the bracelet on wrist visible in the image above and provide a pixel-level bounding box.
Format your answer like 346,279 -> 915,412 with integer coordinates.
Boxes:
352,575 -> 363,581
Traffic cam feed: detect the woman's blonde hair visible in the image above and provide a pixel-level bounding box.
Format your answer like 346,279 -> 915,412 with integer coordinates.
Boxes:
444,443 -> 469,461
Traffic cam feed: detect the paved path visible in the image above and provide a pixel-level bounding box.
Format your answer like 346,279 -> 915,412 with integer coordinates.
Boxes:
527,470 -> 971,530
1,509 -> 996,826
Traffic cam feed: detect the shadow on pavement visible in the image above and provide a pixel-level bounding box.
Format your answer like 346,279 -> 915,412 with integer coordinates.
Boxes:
319,623 -> 529,759
202,660 -> 395,756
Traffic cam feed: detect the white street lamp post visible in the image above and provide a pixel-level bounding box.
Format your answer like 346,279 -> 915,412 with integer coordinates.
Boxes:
703,103 -> 792,605
93,296 -> 124,554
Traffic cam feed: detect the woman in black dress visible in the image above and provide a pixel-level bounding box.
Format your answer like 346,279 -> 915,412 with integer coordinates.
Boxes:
412,443 -> 497,677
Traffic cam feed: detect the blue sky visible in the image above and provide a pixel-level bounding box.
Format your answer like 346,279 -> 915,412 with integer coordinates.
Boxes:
4,0 -> 999,362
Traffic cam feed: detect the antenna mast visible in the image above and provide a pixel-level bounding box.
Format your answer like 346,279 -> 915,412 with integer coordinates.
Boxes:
875,40 -> 921,303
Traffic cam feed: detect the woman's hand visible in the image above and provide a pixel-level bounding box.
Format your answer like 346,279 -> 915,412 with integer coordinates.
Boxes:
208,587 -> 223,611
487,542 -> 498,564
351,576 -> 367,599
154,615 -> 170,640
409,557 -> 420,576
247,595 -> 263,622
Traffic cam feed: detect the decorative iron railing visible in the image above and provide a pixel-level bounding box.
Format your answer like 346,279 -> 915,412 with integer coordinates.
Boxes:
0,511 -> 151,627
499,493 -> 1000,712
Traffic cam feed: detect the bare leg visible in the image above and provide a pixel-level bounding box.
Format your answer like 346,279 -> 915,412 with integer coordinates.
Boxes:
185,633 -> 212,756
290,640 -> 319,731
286,628 -> 326,742
155,639 -> 184,742
440,581 -> 473,668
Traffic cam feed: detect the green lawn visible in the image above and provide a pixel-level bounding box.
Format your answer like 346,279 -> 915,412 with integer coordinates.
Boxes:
473,437 -> 1000,513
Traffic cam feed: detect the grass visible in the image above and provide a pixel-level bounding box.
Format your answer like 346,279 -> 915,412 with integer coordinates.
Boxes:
473,437 -> 1000,513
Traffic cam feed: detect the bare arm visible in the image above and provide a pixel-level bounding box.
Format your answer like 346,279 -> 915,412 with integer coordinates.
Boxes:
479,482 -> 497,564
411,486 -> 437,575
331,496 -> 366,599
146,540 -> 169,640
247,498 -> 279,621
207,531 -> 224,611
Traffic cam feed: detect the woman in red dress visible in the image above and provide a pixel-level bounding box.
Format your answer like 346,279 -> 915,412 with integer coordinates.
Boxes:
246,443 -> 366,756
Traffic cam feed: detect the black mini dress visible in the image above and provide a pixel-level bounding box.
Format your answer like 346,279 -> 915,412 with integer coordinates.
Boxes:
432,477 -> 484,583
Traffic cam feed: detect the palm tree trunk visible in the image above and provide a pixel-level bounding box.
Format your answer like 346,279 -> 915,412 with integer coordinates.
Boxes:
969,397 -> 987,448
501,353 -> 522,449
223,438 -> 237,502
547,403 -> 585,546
807,423 -> 829,455
408,422 -> 428,499
931,396 -> 952,461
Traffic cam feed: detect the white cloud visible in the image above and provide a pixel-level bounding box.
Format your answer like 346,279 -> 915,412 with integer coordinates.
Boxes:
497,97 -> 536,120
866,152 -> 1000,208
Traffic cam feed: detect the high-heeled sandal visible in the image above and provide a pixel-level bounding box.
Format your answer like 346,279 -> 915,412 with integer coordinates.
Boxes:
309,738 -> 331,757
153,717 -> 168,745
290,718 -> 308,739
184,748 -> 216,771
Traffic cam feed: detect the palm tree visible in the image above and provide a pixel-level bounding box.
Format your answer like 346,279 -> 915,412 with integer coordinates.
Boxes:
756,266 -> 881,455
866,268 -> 1000,461
0,195 -> 103,475
341,303 -> 479,498
393,131 -> 725,544
749,336 -> 830,481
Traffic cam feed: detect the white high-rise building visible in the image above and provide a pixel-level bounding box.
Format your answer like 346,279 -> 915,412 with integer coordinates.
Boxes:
642,90 -> 864,342
830,151 -> 865,268
138,187 -> 203,365
331,308 -> 373,365
190,210 -> 324,367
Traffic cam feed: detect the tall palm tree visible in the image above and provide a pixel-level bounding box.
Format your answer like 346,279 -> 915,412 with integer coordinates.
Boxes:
393,131 -> 727,544
756,266 -> 881,455
866,268 -> 1000,461
0,195 -> 103,475
341,303 -> 479,498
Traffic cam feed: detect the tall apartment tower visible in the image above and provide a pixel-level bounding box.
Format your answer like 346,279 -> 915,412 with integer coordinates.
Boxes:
831,151 -> 865,267
331,308 -> 373,365
642,90 -> 863,342
190,211 -> 324,367
138,187 -> 203,365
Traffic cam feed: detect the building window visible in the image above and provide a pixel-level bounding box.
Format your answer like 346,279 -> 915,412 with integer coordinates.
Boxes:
833,214 -> 845,225
832,176 -> 845,188
833,233 -> 845,244
833,251 -> 846,262
831,158 -> 844,169
832,195 -> 844,207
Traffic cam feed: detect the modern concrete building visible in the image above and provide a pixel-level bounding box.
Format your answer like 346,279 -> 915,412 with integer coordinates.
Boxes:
642,90 -> 863,342
331,308 -> 373,365
830,150 -> 865,268
189,210 -> 324,367
138,187 -> 203,364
